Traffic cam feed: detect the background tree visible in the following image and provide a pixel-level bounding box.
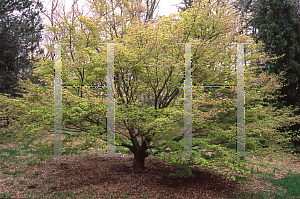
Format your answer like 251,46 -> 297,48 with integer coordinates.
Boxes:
174,0 -> 235,14
36,0 -> 164,100
251,0 -> 300,146
174,0 -> 201,13
288,0 -> 300,22
0,0 -> 45,97
172,0 -> 245,100
227,0 -> 263,36
85,0 -> 163,41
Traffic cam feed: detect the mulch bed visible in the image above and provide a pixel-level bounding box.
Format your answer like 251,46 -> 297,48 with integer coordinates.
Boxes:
25,153 -> 241,199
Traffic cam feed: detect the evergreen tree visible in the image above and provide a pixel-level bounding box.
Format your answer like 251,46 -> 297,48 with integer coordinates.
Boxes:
0,0 -> 45,98
287,0 -> 300,22
251,0 -> 300,146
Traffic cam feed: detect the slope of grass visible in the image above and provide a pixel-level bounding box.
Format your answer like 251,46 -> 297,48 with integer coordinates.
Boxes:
232,142 -> 300,199
232,171 -> 300,199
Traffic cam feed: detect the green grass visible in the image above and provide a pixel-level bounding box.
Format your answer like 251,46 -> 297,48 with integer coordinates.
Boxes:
231,171 -> 300,199
0,193 -> 14,199
0,127 -> 16,144
55,190 -> 76,198
115,146 -> 133,155
264,172 -> 300,198
231,142 -> 300,199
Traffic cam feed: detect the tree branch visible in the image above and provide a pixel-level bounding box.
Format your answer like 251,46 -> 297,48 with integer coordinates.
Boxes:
115,129 -> 131,140
117,137 -> 135,152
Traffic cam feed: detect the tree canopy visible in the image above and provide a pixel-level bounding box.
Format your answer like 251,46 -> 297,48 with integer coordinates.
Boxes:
251,0 -> 300,146
0,0 -> 45,97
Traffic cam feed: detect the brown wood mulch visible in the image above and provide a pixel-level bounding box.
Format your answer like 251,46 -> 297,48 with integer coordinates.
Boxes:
0,145 -> 248,199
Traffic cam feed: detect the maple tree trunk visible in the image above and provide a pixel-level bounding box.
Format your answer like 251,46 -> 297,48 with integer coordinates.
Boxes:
132,151 -> 146,173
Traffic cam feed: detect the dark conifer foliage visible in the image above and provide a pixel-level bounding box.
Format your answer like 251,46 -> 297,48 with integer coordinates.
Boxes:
251,0 -> 300,146
0,0 -> 45,97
